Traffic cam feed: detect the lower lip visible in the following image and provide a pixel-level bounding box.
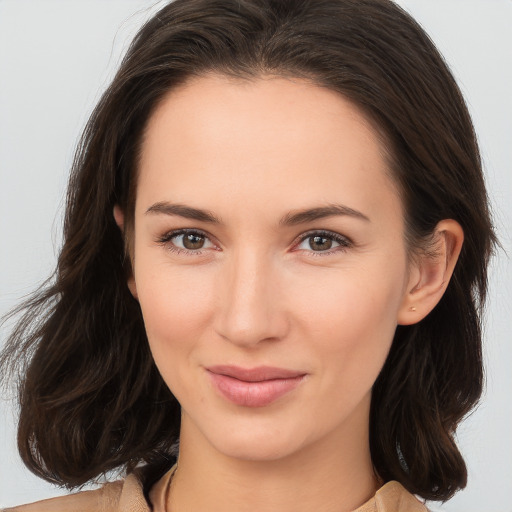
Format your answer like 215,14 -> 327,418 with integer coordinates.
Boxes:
207,372 -> 305,407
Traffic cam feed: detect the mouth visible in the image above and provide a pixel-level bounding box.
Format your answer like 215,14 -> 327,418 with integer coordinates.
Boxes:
205,365 -> 307,408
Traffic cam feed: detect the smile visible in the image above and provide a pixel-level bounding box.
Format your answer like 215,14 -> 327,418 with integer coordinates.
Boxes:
206,365 -> 307,407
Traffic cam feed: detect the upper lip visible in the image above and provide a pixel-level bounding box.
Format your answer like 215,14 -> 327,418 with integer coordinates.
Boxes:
206,365 -> 306,382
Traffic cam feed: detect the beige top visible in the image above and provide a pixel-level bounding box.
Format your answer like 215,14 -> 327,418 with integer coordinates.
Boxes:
3,469 -> 428,512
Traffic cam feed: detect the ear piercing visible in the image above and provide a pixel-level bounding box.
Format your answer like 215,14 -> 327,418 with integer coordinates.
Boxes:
409,306 -> 417,312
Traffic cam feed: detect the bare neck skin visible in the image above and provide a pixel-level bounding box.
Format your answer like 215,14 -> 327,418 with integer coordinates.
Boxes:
166,393 -> 378,512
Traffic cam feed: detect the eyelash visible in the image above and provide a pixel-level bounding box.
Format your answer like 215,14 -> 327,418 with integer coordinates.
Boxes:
156,228 -> 352,258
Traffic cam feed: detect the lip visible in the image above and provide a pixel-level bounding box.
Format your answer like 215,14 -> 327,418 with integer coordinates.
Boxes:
206,365 -> 306,408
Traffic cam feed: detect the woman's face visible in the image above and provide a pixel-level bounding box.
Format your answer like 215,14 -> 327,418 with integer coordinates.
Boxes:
130,73 -> 415,462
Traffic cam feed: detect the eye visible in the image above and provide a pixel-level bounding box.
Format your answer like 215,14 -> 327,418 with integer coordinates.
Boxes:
157,229 -> 216,255
157,228 -> 351,257
294,230 -> 352,256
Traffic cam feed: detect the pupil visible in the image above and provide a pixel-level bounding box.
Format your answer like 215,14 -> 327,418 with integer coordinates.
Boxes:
183,233 -> 204,250
310,236 -> 332,251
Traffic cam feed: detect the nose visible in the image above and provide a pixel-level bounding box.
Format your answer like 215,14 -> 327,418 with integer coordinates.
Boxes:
214,248 -> 289,347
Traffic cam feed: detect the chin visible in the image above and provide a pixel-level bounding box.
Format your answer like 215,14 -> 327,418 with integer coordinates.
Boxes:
198,414 -> 312,463
214,435 -> 303,462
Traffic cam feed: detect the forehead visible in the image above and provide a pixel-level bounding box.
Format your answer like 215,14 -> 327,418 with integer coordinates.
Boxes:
141,73 -> 384,160
136,73 -> 401,223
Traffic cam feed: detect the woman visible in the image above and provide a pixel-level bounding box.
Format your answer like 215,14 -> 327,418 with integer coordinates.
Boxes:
0,0 -> 496,510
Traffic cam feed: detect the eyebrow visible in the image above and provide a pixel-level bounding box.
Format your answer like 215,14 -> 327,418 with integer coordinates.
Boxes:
279,204 -> 370,226
145,201 -> 370,225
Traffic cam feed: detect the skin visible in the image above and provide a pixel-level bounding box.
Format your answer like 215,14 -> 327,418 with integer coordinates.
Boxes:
114,73 -> 463,512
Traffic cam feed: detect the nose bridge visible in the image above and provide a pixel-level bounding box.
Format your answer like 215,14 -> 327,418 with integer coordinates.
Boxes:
215,246 -> 287,346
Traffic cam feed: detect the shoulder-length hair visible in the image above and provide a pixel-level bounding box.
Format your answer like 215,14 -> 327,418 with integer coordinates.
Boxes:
1,0 -> 495,501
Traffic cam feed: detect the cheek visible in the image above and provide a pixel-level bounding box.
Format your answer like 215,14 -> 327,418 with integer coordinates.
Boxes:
133,259 -> 215,374
293,260 -> 406,387
284,270 -> 403,440
296,260 -> 404,337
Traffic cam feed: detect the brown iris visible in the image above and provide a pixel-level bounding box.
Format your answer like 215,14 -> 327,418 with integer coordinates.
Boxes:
183,233 -> 206,250
309,235 -> 332,251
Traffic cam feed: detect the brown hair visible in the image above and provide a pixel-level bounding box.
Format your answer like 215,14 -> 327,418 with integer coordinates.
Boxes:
1,0 -> 496,501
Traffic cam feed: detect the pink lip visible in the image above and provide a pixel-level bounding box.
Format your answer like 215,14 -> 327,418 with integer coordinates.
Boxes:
206,365 -> 306,408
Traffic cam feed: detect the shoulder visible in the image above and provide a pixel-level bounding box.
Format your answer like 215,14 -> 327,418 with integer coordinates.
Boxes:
2,474 -> 149,512
377,481 -> 429,511
2,475 -> 427,512
354,481 -> 429,512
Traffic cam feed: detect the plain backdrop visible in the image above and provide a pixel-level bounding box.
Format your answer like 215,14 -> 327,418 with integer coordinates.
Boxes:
1,0 -> 511,510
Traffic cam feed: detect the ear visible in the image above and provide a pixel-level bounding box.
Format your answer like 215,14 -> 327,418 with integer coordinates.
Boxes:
113,204 -> 138,300
398,219 -> 464,325
113,204 -> 125,231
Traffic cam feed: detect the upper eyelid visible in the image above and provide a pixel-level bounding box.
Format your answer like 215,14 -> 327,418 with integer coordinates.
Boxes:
294,229 -> 351,243
159,227 -> 216,242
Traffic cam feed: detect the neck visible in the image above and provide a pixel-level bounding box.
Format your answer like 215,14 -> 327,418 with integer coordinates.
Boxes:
166,404 -> 379,512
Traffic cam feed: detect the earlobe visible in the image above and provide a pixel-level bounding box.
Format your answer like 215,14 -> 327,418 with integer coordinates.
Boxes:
398,219 -> 464,326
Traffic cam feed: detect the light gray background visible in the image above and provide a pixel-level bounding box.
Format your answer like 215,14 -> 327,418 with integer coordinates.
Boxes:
1,0 -> 511,510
